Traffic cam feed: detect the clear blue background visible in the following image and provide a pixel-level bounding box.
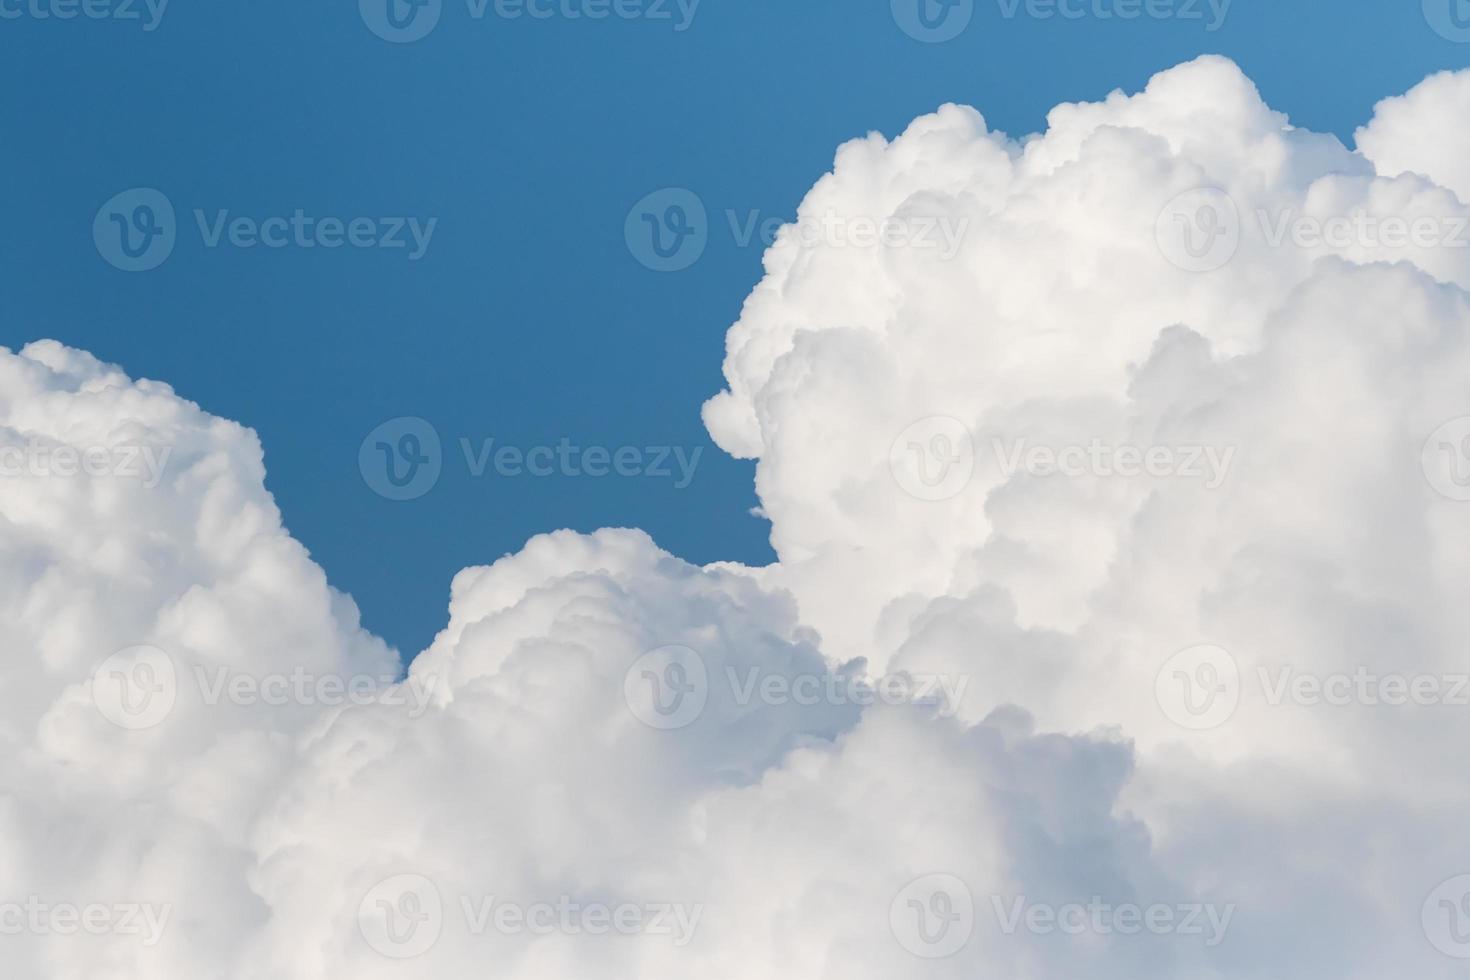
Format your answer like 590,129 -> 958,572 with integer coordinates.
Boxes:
3,0 -> 1466,659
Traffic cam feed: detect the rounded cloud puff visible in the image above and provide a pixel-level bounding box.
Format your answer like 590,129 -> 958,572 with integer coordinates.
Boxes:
7,56 -> 1470,978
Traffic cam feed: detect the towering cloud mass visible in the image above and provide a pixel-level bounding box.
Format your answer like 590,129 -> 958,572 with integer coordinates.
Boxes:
6,56 -> 1470,977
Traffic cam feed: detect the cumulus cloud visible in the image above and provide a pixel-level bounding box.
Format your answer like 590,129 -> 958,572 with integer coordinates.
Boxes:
7,55 -> 1470,978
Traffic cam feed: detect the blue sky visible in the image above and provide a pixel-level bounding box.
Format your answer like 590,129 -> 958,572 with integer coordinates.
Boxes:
3,0 -> 1467,659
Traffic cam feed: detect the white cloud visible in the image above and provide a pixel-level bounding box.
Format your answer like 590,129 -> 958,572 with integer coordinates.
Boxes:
7,55 -> 1470,977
